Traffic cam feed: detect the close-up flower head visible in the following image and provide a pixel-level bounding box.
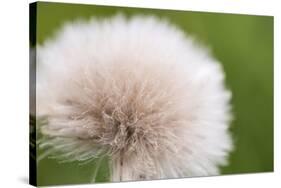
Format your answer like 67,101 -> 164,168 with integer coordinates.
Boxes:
36,15 -> 233,182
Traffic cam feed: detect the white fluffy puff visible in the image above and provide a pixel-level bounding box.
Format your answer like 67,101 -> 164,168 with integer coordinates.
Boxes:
37,15 -> 233,182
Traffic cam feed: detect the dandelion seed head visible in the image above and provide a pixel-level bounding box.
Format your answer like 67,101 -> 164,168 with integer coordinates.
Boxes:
37,15 -> 233,181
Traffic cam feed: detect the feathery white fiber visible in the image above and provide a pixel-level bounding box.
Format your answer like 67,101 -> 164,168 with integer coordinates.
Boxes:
37,15 -> 233,182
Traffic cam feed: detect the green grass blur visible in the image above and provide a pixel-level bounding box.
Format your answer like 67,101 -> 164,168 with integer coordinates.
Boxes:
34,2 -> 273,186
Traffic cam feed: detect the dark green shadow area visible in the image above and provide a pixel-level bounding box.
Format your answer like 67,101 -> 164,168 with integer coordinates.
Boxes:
37,155 -> 110,186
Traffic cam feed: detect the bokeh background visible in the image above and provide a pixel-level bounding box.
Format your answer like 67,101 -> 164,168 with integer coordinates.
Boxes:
32,2 -> 273,186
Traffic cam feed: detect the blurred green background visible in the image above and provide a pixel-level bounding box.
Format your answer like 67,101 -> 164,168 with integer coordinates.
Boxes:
33,2 -> 273,186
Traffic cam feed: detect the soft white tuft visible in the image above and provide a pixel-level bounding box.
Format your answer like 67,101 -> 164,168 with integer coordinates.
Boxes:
37,15 -> 233,182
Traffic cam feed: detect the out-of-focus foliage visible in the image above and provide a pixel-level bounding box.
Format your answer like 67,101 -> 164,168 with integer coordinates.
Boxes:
34,2 -> 273,186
